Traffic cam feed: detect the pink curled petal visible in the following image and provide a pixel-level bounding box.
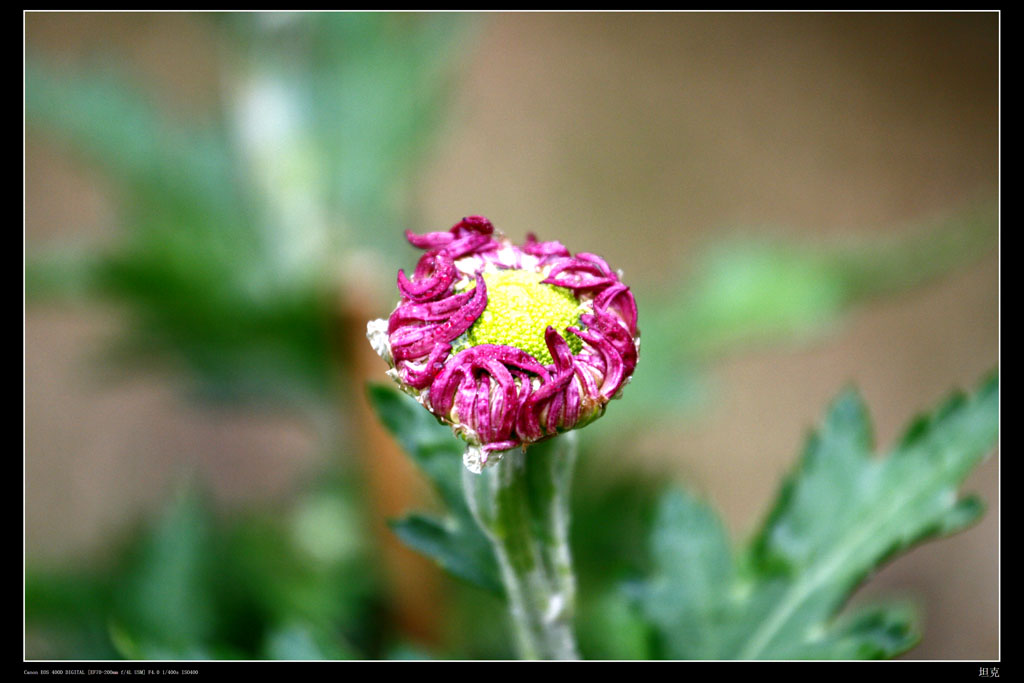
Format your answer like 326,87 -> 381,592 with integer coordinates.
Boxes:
390,326 -> 444,361
429,349 -> 475,416
472,345 -> 552,383
482,440 -> 519,453
397,252 -> 456,302
516,402 -> 543,443
524,233 -> 571,260
572,326 -> 626,399
388,325 -> 430,355
511,368 -> 535,408
455,273 -> 489,328
394,274 -> 488,360
405,229 -> 454,251
574,252 -> 613,275
545,391 -> 564,434
571,355 -> 600,401
443,231 -> 498,260
455,374 -> 478,426
430,342 -> 550,425
579,313 -> 638,376
484,359 -> 519,442
543,258 -> 616,290
475,373 -> 493,443
543,272 -> 616,290
452,215 -> 495,236
594,283 -> 639,335
562,376 -> 581,429
412,250 -> 438,280
518,334 -> 575,441
544,326 -> 575,372
401,342 -> 451,389
544,257 -> 606,279
388,287 -> 477,333
582,351 -> 607,378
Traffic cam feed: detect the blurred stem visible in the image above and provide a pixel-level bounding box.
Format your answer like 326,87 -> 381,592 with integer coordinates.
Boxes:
462,435 -> 580,660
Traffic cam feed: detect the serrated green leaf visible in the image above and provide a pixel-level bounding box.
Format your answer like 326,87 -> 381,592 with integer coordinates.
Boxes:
389,514 -> 502,596
803,603 -> 920,660
367,383 -> 502,595
634,373 -> 998,659
637,489 -> 735,660
366,383 -> 465,511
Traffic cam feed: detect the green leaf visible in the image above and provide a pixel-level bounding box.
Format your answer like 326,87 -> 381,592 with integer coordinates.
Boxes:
263,622 -> 358,660
639,489 -> 736,660
622,203 -> 997,425
26,56 -> 336,405
26,57 -> 244,231
367,383 -> 502,595
389,514 -> 503,596
114,489 -> 216,652
366,382 -> 465,511
634,373 -> 998,659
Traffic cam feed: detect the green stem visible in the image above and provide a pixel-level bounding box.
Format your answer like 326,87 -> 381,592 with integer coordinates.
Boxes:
462,434 -> 580,660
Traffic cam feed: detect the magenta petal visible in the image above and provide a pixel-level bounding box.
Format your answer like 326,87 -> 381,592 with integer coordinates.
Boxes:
388,287 -> 478,333
524,233 -> 571,259
475,373 -> 493,442
572,359 -> 600,400
482,440 -> 519,452
518,329 -> 576,439
430,344 -> 550,425
455,373 -> 477,427
443,231 -> 497,260
401,342 -> 451,389
390,275 -> 487,361
545,390 -> 564,434
405,229 -> 454,250
468,345 -> 551,381
452,215 -> 495,236
484,359 -> 519,442
580,312 -> 638,376
570,325 -> 626,399
397,251 -> 456,302
389,325 -> 429,349
543,258 -> 616,290
562,377 -> 581,428
594,283 -> 639,335
546,326 -> 575,371
574,252 -> 613,275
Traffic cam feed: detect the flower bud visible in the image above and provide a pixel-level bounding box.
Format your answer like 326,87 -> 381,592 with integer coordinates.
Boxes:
368,216 -> 639,472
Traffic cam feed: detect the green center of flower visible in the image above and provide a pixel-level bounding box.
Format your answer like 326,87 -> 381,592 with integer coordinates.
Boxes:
465,269 -> 584,366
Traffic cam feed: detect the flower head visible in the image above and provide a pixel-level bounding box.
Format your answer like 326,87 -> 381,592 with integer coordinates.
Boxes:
368,216 -> 639,472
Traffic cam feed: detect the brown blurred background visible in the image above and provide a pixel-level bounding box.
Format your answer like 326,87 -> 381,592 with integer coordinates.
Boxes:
25,12 -> 998,659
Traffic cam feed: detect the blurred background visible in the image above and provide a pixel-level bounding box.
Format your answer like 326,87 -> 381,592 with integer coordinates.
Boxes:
25,12 -> 998,660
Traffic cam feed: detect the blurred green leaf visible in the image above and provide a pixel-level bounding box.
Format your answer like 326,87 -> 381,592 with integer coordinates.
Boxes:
26,52 -> 337,404
306,13 -> 471,254
26,478 -> 383,660
25,13 -> 474,404
679,202 -> 996,355
367,382 -> 502,595
114,489 -> 215,652
389,514 -> 502,596
624,202 -> 997,423
632,372 -> 997,659
214,12 -> 473,264
263,622 -> 358,660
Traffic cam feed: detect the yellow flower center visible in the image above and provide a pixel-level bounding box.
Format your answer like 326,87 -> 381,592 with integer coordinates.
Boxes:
465,269 -> 584,366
